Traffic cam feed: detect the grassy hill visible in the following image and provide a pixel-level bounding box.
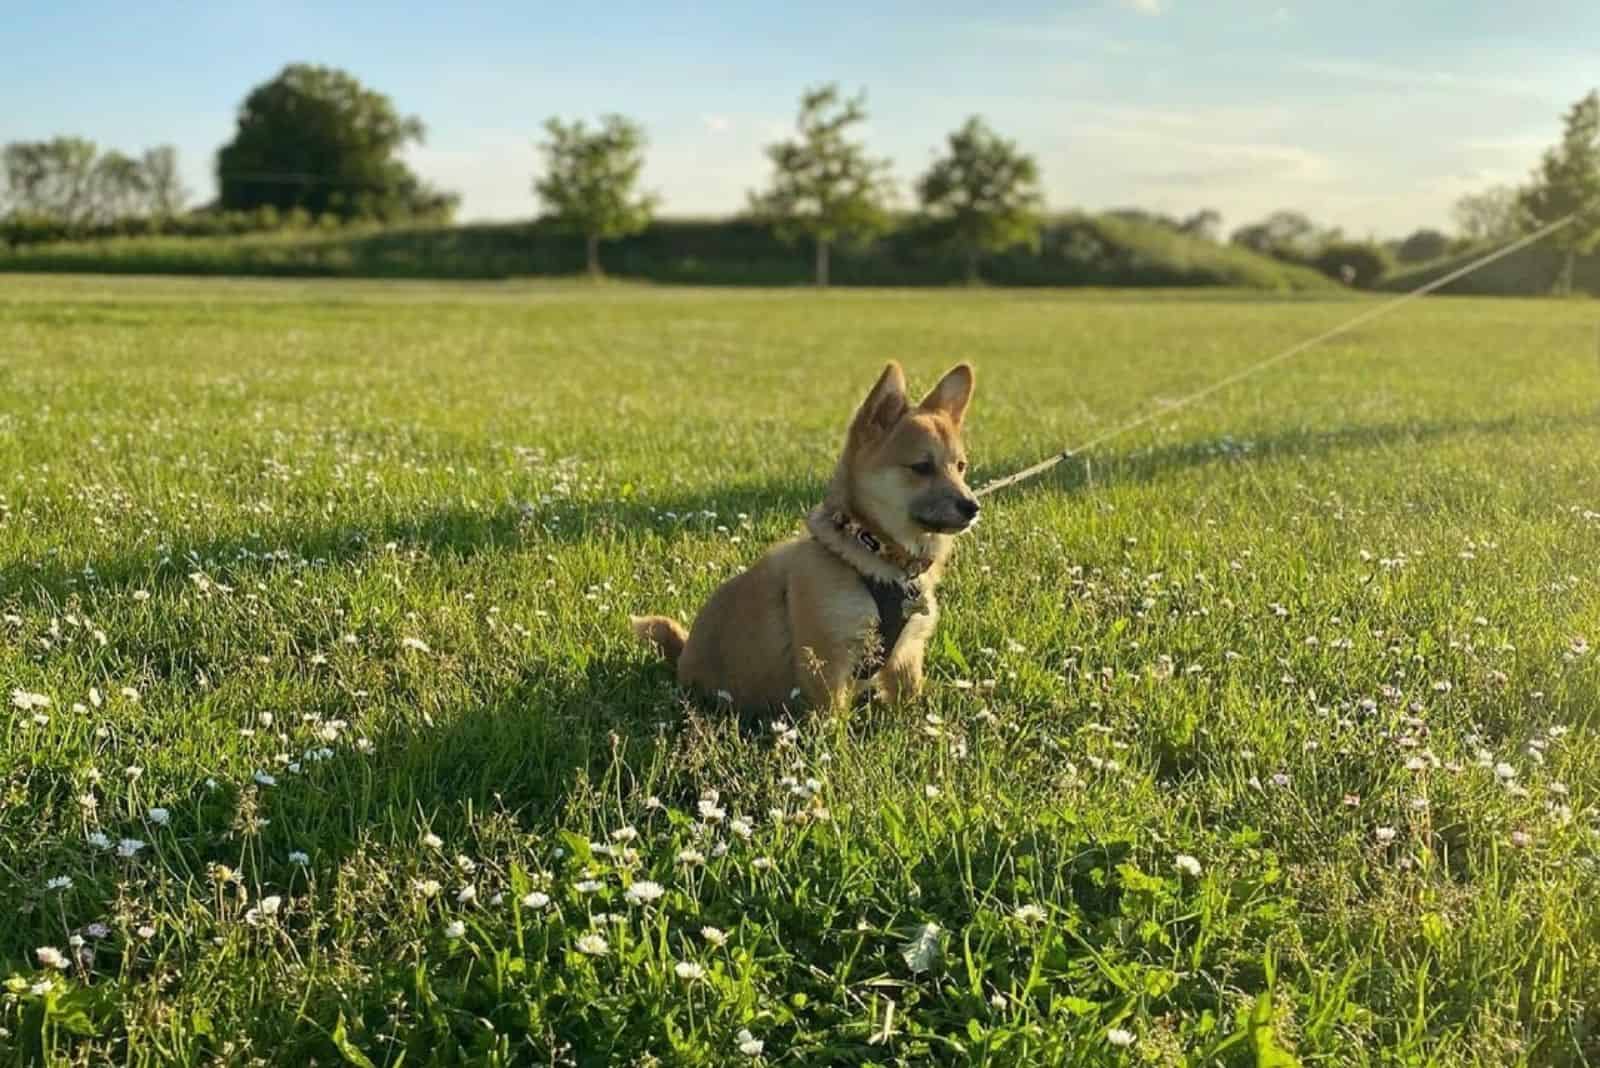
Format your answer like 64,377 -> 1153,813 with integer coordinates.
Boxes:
0,213 -> 1338,290
1379,241 -> 1600,296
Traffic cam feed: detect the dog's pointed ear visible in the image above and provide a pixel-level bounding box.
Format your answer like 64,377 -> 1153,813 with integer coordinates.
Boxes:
919,363 -> 975,425
850,362 -> 909,438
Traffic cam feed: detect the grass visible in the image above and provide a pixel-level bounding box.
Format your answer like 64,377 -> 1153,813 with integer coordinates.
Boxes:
1,275 -> 1597,1066
0,214 -> 1338,291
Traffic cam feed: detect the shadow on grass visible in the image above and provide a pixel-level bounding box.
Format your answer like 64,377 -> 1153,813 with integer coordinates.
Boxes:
5,409 -> 1596,604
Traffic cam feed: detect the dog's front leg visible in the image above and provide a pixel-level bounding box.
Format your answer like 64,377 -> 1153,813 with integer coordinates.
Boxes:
879,647 -> 924,704
878,605 -> 937,705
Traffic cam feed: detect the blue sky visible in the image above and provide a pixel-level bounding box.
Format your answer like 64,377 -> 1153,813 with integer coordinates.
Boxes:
5,0 -> 1597,235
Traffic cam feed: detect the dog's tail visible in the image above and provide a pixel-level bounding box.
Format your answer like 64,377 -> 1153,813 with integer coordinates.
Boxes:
630,615 -> 688,667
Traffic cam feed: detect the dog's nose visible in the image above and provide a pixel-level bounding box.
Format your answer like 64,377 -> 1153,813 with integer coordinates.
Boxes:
956,497 -> 980,521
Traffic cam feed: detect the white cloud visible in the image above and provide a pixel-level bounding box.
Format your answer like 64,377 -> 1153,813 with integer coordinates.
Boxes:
1121,0 -> 1163,14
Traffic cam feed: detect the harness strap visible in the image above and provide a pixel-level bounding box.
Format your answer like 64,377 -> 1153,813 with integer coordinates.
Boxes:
855,576 -> 911,680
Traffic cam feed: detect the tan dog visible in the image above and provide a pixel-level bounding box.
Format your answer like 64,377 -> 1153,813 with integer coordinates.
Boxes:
632,362 -> 979,712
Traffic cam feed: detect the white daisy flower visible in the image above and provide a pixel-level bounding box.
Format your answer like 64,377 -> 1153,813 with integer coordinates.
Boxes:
624,880 -> 665,905
736,1029 -> 764,1056
673,960 -> 706,981
1174,855 -> 1203,878
1106,1027 -> 1136,1048
45,875 -> 72,891
116,837 -> 147,858
444,920 -> 466,939
35,946 -> 68,970
575,933 -> 609,956
700,925 -> 727,947
146,807 -> 170,826
521,891 -> 551,910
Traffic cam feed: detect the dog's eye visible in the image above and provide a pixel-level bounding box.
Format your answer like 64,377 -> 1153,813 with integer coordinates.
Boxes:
909,460 -> 936,476
956,459 -> 968,473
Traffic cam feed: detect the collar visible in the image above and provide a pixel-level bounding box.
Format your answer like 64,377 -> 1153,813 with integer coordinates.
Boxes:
824,509 -> 933,579
806,507 -> 933,617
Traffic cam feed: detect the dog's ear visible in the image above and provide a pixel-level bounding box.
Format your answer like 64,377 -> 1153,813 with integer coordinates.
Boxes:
918,363 -> 975,425
850,362 -> 909,438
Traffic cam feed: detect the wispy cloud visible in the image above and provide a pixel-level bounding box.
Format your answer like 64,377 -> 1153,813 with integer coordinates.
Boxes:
1286,58 -> 1534,98
1120,0 -> 1163,14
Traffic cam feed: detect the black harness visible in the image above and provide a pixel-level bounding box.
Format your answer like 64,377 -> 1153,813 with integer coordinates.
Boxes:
855,576 -> 912,679
809,508 -> 932,682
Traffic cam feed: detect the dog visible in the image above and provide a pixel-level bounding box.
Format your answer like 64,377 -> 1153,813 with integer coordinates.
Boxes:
631,361 -> 979,712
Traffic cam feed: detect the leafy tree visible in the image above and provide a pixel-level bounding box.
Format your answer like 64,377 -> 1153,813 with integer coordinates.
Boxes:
1519,90 -> 1600,294
1452,185 -> 1523,244
92,151 -> 148,221
1230,210 -> 1332,263
2,138 -> 98,223
216,64 -> 457,222
916,117 -> 1043,283
142,146 -> 187,216
1312,241 -> 1391,288
1179,208 -> 1223,242
534,115 -> 657,278
750,84 -> 895,286
1395,228 -> 1451,264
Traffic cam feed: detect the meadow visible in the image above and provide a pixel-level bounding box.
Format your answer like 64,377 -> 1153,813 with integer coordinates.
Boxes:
1,275 -> 1597,1066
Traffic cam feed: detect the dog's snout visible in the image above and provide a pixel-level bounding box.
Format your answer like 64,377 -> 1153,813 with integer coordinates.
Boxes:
956,497 -> 980,521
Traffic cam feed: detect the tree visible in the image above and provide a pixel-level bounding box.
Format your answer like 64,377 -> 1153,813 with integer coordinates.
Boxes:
92,151 -> 148,222
750,84 -> 895,286
1519,90 -> 1600,295
1312,241 -> 1391,288
916,117 -> 1043,283
1230,210 -> 1331,262
1179,208 -> 1223,242
534,115 -> 657,278
1395,228 -> 1451,264
2,138 -> 98,223
1452,185 -> 1523,244
216,64 -> 457,222
141,146 -> 187,216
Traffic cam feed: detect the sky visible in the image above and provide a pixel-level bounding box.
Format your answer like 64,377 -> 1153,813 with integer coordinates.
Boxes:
4,0 -> 1597,237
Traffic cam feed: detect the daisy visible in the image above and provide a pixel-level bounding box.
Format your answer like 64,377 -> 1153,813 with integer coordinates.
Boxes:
574,879 -> 602,894
700,926 -> 727,947
147,807 -> 170,826
1106,1027 -> 1136,1048
624,880 -> 665,905
45,875 -> 72,891
35,946 -> 68,970
575,933 -> 609,956
521,891 -> 551,910
1013,904 -> 1046,924
116,837 -> 146,858
736,1029 -> 764,1057
288,851 -> 310,865
444,920 -> 466,939
674,960 -> 706,981
457,885 -> 477,904
422,832 -> 443,849
1174,855 -> 1203,878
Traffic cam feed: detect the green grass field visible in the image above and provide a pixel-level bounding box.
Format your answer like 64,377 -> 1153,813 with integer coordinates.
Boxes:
2,276 -> 1598,1066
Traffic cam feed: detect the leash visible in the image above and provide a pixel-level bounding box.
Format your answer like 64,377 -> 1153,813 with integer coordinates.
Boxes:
974,214 -> 1580,498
